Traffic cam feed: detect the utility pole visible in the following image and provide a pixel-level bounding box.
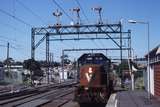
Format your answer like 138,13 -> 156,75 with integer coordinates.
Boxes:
7,42 -> 9,61
127,30 -> 134,90
49,53 -> 54,69
46,33 -> 50,84
7,42 -> 10,73
49,52 -> 54,82
62,50 -> 64,81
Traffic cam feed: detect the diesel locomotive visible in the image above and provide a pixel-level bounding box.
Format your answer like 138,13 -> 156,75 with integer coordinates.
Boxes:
75,53 -> 113,106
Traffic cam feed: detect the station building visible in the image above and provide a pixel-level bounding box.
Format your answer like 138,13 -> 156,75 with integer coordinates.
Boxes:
146,44 -> 160,99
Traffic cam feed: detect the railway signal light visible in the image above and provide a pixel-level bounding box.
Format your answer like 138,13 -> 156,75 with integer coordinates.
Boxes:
53,9 -> 63,26
92,6 -> 103,25
70,7 -> 81,25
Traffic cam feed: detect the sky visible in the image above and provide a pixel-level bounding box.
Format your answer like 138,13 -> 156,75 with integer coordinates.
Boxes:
0,0 -> 159,62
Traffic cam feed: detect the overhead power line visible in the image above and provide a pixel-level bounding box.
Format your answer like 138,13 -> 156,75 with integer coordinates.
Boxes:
51,0 -> 74,22
16,0 -> 47,25
0,43 -> 16,49
0,22 -> 25,34
0,35 -> 16,42
0,34 -> 30,52
0,8 -> 32,27
0,44 -> 6,47
0,43 -> 29,58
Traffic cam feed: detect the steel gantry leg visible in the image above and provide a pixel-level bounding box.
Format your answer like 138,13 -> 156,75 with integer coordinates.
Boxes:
46,33 -> 50,84
62,50 -> 64,80
128,30 -> 132,60
31,28 -> 35,59
120,22 -> 123,63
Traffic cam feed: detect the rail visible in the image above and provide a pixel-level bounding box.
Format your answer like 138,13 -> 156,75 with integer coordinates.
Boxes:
0,81 -> 77,107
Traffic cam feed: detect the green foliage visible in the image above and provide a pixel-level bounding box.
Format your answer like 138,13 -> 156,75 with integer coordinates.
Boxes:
23,59 -> 41,71
116,60 -> 129,77
54,62 -> 60,67
61,54 -> 71,65
22,72 -> 30,85
135,77 -> 145,90
5,71 -> 12,78
23,59 -> 43,84
3,57 -> 14,65
0,61 -> 3,67
119,62 -> 129,70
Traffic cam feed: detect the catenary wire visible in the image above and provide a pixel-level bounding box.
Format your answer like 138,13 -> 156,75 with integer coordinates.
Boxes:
0,8 -> 33,27
16,0 -> 47,25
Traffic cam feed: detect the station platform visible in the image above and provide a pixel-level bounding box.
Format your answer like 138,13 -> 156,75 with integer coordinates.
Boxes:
106,90 -> 160,107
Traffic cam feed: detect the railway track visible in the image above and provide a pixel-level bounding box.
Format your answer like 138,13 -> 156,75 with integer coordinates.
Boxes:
39,88 -> 74,107
40,89 -> 75,107
0,80 -> 77,107
0,80 -> 76,100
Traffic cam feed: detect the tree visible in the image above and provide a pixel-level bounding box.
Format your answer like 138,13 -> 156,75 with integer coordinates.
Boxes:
54,62 -> 60,67
22,72 -> 30,85
61,54 -> 71,65
116,61 -> 128,78
23,59 -> 43,85
0,61 -> 3,67
14,61 -> 23,65
3,57 -> 14,65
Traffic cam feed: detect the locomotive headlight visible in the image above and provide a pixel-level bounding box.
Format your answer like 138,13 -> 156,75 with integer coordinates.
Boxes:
88,67 -> 93,73
84,87 -> 89,90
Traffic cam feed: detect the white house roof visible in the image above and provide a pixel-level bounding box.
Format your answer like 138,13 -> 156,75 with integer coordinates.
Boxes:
145,44 -> 160,57
156,47 -> 160,55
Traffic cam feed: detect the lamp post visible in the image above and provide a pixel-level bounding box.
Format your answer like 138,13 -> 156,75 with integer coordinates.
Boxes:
128,20 -> 150,99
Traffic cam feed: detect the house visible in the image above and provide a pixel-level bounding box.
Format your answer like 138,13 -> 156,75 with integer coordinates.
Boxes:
145,44 -> 160,98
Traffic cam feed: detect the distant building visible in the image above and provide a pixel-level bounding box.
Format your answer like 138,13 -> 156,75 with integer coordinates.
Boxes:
4,65 -> 24,84
145,44 -> 160,99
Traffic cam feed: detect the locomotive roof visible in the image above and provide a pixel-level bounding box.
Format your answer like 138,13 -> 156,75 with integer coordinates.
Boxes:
78,53 -> 110,62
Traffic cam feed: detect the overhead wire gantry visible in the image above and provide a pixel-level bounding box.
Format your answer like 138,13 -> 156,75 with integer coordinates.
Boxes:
31,7 -> 132,83
31,22 -> 131,60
